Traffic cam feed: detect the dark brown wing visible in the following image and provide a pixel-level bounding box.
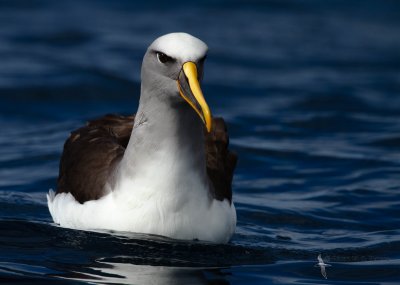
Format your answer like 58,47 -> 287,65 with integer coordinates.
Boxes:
56,114 -> 237,204
205,118 -> 237,203
56,114 -> 135,203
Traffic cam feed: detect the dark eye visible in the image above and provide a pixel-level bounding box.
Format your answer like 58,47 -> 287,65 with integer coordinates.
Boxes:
157,52 -> 173,64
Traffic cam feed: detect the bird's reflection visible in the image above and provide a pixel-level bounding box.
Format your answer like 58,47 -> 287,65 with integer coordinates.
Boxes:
60,261 -> 230,285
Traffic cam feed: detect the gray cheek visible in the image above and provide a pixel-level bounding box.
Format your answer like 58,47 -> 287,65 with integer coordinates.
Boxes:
167,64 -> 182,80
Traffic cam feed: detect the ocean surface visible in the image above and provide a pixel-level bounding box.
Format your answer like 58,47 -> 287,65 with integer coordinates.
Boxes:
1,0 -> 400,284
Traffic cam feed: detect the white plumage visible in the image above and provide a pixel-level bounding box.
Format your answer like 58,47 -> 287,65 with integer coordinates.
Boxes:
48,151 -> 236,243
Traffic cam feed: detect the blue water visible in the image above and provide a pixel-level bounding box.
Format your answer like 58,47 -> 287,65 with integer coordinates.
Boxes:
1,0 -> 400,284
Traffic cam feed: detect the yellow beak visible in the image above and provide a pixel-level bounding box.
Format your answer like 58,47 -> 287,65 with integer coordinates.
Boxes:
177,61 -> 212,132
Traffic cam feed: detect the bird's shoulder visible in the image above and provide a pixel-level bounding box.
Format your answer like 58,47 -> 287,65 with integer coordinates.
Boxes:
56,114 -> 135,203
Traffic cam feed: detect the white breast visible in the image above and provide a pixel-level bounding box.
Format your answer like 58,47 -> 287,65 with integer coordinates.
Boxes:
47,190 -> 236,243
47,150 -> 236,243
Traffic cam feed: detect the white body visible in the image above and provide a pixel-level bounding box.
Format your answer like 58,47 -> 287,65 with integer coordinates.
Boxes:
47,183 -> 236,243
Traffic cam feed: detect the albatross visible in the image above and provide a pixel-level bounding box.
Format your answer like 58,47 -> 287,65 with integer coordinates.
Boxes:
47,33 -> 237,243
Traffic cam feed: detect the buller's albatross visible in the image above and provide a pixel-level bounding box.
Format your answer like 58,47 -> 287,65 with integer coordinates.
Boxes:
47,33 -> 237,243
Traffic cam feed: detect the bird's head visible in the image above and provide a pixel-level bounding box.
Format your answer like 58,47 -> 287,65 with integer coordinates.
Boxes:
141,33 -> 211,132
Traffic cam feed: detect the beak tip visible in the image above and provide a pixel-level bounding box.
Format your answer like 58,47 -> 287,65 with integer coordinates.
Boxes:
205,117 -> 212,133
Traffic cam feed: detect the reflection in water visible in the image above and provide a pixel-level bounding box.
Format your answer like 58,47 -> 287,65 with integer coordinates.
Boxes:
60,261 -> 230,285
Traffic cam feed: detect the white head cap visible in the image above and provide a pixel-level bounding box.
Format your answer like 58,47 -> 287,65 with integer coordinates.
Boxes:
149,33 -> 208,62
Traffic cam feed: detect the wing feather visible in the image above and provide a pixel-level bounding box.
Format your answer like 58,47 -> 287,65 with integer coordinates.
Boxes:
205,118 -> 237,203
